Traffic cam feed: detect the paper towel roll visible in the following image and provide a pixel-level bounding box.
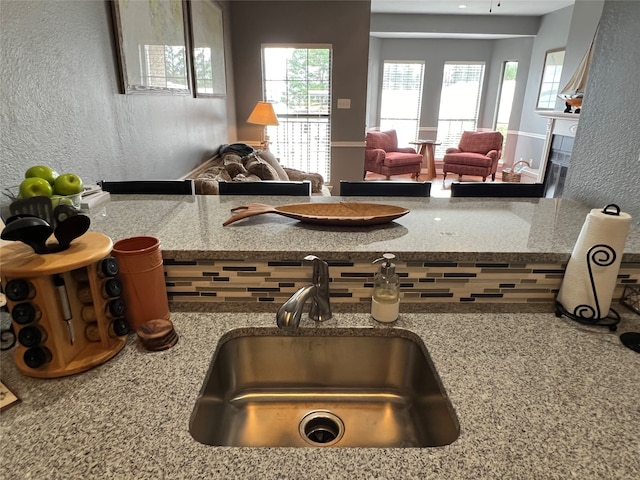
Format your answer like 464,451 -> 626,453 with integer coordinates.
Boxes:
557,205 -> 631,319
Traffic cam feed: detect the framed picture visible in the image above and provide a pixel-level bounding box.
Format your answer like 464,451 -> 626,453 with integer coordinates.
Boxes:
111,0 -> 192,95
188,0 -> 227,97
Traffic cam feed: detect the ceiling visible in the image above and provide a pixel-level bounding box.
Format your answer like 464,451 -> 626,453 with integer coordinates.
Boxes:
371,0 -> 575,16
370,0 -> 577,39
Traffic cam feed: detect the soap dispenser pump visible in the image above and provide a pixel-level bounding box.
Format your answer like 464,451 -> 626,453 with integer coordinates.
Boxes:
371,253 -> 400,323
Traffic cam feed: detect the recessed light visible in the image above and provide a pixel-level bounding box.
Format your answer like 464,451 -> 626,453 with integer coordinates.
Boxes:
458,4 -> 468,8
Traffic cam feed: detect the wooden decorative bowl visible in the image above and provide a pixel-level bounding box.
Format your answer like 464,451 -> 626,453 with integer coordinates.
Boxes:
223,202 -> 410,226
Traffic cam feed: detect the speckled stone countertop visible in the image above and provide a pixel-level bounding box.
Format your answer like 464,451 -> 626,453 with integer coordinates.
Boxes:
2,311 -> 639,479
88,195 -> 640,262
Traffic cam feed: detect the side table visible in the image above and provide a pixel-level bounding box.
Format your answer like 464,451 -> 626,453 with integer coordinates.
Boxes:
410,140 -> 441,180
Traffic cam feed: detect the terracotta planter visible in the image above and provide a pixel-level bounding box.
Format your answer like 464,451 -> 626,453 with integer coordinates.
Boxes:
112,236 -> 170,331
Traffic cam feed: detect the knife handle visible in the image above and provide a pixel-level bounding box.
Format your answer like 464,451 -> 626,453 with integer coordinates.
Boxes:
53,274 -> 74,345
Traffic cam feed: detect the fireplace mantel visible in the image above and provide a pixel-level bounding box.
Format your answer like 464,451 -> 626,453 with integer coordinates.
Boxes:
537,111 -> 581,121
535,111 -> 580,184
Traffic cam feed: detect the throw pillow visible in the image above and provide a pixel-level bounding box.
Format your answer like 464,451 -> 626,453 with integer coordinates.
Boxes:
244,156 -> 279,181
225,162 -> 248,178
222,153 -> 243,165
283,167 -> 324,193
215,169 -> 233,182
194,178 -> 219,195
196,167 -> 224,180
234,173 -> 262,182
256,150 -> 289,181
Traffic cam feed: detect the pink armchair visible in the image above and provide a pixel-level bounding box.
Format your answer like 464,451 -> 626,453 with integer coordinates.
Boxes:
442,131 -> 504,182
364,130 -> 423,180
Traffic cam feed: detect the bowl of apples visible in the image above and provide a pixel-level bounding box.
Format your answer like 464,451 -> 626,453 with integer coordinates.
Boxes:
8,165 -> 84,209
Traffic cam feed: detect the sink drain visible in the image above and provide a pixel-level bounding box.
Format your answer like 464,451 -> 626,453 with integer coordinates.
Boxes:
299,410 -> 344,446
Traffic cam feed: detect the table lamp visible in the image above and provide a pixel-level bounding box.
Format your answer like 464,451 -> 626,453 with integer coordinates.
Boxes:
247,101 -> 279,150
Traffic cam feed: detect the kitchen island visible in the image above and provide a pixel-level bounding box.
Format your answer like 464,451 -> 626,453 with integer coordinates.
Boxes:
1,311 -> 639,479
1,195 -> 639,478
88,195 -> 640,263
86,195 -> 640,312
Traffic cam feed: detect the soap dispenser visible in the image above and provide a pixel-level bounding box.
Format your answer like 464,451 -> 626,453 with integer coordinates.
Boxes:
371,253 -> 400,323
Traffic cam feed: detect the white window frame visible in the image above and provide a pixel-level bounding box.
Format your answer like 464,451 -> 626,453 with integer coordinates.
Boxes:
262,44 -> 333,181
536,48 -> 565,110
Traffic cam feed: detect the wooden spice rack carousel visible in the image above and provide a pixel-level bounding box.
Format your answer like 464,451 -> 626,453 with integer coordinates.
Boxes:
0,232 -> 128,378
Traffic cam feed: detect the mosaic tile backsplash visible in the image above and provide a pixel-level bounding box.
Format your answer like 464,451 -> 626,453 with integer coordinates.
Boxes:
164,258 -> 640,311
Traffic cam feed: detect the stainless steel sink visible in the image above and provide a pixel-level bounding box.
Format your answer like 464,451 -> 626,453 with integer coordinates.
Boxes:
189,328 -> 459,448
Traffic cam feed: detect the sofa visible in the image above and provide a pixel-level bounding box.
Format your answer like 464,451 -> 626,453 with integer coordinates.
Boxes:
364,130 -> 423,179
189,144 -> 326,195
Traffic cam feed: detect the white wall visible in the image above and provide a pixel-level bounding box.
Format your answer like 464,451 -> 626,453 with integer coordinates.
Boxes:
559,0 -> 605,96
514,3 -> 603,168
486,37 -> 534,167
0,0 -> 232,195
513,6 -> 573,168
373,38 -> 495,135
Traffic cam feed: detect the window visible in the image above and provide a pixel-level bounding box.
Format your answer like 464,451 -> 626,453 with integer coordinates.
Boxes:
494,61 -> 518,159
536,48 -> 565,110
379,62 -> 425,147
435,62 -> 485,157
262,46 -> 332,181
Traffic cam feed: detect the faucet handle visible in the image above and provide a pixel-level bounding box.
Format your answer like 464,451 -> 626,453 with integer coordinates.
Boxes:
303,255 -> 332,322
304,255 -> 328,280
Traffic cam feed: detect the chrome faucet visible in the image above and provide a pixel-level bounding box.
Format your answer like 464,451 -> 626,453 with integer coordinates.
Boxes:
276,255 -> 332,329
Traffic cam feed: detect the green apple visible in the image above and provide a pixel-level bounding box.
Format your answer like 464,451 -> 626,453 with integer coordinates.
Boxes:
51,195 -> 73,206
25,165 -> 59,185
53,173 -> 84,196
19,177 -> 53,198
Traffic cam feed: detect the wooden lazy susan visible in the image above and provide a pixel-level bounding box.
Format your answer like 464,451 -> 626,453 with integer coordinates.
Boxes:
1,232 -> 129,378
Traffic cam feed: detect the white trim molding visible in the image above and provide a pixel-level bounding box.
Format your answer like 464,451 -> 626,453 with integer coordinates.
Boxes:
331,141 -> 366,148
508,130 -> 546,141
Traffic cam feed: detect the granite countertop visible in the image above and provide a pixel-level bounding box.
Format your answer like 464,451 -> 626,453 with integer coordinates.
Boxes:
88,195 -> 640,262
2,311 -> 639,479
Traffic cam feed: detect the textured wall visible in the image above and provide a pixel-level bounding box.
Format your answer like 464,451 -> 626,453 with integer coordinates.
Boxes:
565,1 -> 640,225
1,0 -> 231,194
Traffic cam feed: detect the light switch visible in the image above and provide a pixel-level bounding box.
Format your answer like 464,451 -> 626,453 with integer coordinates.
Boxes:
337,98 -> 351,109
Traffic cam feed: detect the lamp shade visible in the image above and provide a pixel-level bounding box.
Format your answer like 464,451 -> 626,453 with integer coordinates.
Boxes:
247,101 -> 279,126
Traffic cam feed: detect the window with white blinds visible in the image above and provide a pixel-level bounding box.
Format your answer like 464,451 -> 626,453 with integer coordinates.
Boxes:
262,46 -> 332,181
435,62 -> 485,157
379,61 -> 424,147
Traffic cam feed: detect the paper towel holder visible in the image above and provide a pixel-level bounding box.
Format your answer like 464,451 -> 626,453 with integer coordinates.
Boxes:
555,243 -> 622,331
601,204 -> 621,216
555,300 -> 620,331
